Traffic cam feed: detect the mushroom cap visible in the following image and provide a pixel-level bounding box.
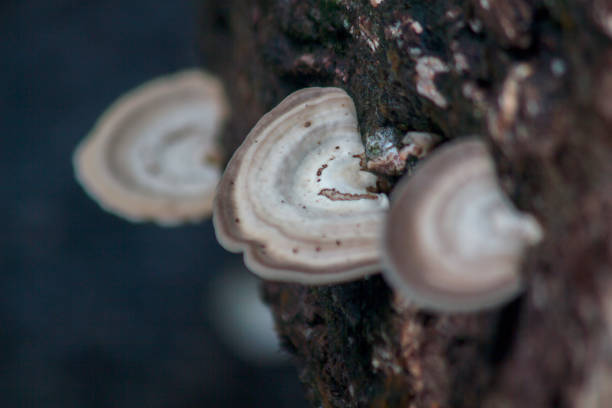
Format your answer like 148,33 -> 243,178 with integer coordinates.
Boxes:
73,69 -> 229,225
213,87 -> 389,284
382,138 -> 543,312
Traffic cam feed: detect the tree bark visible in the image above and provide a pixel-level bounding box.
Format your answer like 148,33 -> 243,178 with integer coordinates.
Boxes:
200,1 -> 612,406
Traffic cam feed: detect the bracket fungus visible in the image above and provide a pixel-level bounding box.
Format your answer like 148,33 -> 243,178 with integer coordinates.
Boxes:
399,131 -> 441,160
73,70 -> 229,225
213,87 -> 389,284
382,138 -> 543,312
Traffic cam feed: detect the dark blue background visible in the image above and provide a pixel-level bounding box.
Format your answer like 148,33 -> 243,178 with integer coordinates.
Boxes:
1,1 -> 306,406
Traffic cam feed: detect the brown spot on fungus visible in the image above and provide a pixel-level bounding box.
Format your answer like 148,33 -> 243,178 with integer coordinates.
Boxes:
316,164 -> 328,176
318,188 -> 379,201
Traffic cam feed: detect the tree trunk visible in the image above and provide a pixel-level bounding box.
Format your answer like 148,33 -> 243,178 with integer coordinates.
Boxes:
200,1 -> 612,406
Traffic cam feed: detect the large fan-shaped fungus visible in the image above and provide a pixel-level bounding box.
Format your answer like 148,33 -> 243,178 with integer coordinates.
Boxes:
213,87 -> 389,284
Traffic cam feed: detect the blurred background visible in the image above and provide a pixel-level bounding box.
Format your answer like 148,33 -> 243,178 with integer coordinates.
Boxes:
1,1 -> 307,406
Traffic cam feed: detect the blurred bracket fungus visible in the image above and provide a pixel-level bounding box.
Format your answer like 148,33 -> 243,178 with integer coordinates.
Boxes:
73,70 -> 230,226
382,138 -> 543,312
213,87 -> 389,284
207,268 -> 288,365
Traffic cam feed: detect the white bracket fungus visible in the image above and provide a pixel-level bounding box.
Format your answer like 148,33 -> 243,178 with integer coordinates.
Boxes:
73,70 -> 229,225
213,87 -> 389,284
382,138 -> 543,312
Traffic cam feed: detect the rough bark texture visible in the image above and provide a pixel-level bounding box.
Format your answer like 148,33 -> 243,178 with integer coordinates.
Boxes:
200,1 -> 612,407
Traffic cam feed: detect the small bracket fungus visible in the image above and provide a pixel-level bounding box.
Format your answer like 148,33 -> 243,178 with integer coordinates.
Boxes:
213,87 -> 389,284
73,70 -> 229,225
398,131 -> 441,160
382,138 -> 543,312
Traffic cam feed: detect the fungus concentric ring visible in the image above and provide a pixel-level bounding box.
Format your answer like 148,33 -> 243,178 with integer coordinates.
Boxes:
213,87 -> 389,284
74,69 -> 229,225
382,138 -> 543,312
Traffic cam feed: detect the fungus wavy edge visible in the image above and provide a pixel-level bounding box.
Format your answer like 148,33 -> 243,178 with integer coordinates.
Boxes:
73,69 -> 229,226
213,87 -> 388,284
